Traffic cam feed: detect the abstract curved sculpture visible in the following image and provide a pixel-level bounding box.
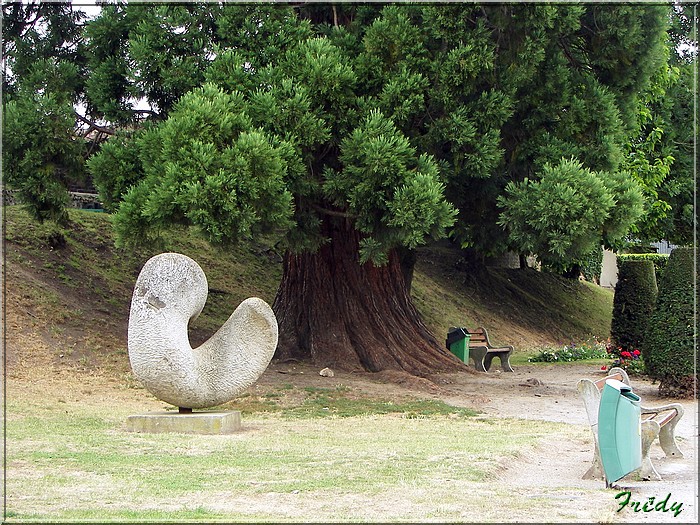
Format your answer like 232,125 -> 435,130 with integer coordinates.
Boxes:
128,252 -> 278,409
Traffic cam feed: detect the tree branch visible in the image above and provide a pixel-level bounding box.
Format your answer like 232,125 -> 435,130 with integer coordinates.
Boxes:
557,37 -> 592,72
74,112 -> 115,136
311,203 -> 357,219
133,109 -> 160,117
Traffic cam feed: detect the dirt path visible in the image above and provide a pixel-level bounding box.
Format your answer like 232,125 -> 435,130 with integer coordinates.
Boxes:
432,362 -> 698,524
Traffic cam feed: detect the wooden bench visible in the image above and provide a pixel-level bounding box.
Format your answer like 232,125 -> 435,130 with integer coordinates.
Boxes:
577,367 -> 684,482
466,327 -> 514,372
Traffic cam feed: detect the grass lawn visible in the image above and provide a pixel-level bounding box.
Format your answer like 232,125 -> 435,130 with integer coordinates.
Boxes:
3,206 -> 621,522
5,391 -> 573,522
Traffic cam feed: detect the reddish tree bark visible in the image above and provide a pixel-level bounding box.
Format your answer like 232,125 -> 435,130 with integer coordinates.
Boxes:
272,217 -> 464,376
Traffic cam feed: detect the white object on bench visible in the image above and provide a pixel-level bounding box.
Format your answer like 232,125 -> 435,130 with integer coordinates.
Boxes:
577,367 -> 684,481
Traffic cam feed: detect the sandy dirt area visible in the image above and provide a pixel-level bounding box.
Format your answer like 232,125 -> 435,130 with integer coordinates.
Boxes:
434,362 -> 698,524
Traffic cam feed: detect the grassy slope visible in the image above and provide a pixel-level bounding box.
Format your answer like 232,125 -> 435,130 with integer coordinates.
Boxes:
412,241 -> 613,356
3,206 -> 612,375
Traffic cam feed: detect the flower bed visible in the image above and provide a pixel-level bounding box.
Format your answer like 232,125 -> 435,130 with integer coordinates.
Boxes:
603,342 -> 645,375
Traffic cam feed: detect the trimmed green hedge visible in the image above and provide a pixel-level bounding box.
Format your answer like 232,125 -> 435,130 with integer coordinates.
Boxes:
611,260 -> 657,351
643,247 -> 696,398
617,253 -> 669,281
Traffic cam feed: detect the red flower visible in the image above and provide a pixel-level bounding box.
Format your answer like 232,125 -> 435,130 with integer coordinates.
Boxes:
633,349 -> 641,356
601,365 -> 608,371
621,351 -> 632,359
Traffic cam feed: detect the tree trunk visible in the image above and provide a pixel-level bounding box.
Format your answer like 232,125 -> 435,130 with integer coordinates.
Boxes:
397,245 -> 417,294
563,263 -> 582,280
519,254 -> 528,269
272,218 -> 463,376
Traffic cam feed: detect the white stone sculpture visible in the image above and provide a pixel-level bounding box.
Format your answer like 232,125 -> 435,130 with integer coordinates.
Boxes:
128,252 -> 278,409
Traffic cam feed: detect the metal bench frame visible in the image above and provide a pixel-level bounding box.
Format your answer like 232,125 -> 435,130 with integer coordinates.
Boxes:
467,327 -> 514,372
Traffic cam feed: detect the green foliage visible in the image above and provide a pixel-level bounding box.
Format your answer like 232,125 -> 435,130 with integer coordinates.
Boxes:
643,247 -> 695,396
84,4 -> 314,123
325,110 -> 457,263
617,253 -> 669,282
1,4 -> 90,225
111,84 -> 295,248
621,4 -> 696,245
86,3 -> 669,269
599,169 -> 646,246
649,61 -> 695,245
86,131 -> 146,213
484,4 -> 669,263
103,4 -> 214,115
577,5 -> 670,133
5,3 -> 677,270
221,5 -> 315,66
528,338 -> 608,363
2,91 -> 86,225
87,8 -> 460,264
497,158 -> 644,267
82,4 -> 140,124
618,54 -> 689,246
2,2 -> 87,99
578,245 -> 604,283
610,259 -> 658,351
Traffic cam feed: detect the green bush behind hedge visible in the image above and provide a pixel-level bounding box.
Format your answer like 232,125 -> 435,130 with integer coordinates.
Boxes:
579,245 -> 603,283
618,253 -> 669,281
643,247 -> 696,397
611,259 -> 657,351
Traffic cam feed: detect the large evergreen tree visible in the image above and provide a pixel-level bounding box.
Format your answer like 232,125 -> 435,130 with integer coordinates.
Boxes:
641,3 -> 696,246
617,2 -> 697,247
5,3 -> 680,375
490,4 -> 669,268
90,6 -> 462,374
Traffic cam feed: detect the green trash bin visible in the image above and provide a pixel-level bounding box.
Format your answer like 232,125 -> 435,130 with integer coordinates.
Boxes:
446,327 -> 470,364
598,378 -> 642,485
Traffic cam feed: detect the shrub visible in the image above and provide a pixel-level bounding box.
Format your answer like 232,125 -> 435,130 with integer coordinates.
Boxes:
603,341 -> 646,375
617,253 -> 669,282
579,245 -> 604,283
610,259 -> 658,351
643,247 -> 696,398
528,338 -> 608,362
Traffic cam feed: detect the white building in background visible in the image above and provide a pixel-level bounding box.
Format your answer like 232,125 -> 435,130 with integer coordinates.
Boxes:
600,249 -> 619,289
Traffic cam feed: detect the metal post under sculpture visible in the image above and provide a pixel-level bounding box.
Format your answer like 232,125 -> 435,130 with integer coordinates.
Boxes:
127,252 -> 278,410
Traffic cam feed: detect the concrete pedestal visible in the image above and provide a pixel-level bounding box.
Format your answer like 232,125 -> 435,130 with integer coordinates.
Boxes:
125,410 -> 242,435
